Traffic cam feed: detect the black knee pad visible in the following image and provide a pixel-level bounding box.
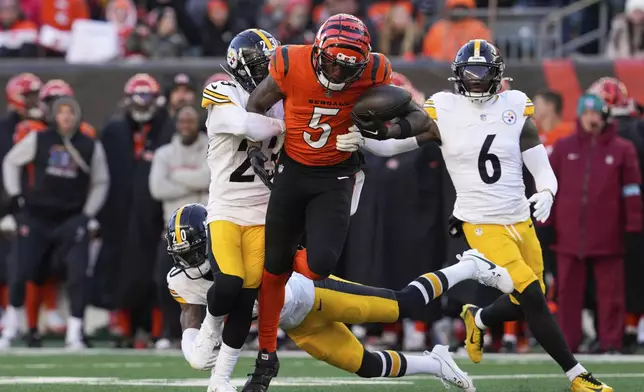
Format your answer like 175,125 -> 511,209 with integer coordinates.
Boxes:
355,349 -> 381,378
516,280 -> 549,313
207,273 -> 243,313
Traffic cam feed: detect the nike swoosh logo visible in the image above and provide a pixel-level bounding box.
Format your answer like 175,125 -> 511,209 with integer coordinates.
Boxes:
529,223 -> 533,228
360,128 -> 379,135
317,299 -> 322,311
472,254 -> 496,270
469,331 -> 476,344
338,176 -> 349,180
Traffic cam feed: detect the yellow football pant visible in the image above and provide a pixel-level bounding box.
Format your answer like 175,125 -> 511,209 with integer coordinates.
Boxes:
208,220 -> 265,288
462,219 -> 545,303
287,276 -> 399,373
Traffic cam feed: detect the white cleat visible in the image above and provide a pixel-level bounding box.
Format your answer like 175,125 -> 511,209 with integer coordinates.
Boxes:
189,323 -> 222,370
427,345 -> 475,391
0,337 -> 12,350
459,249 -> 514,294
65,340 -> 88,350
207,379 -> 237,392
155,338 -> 172,350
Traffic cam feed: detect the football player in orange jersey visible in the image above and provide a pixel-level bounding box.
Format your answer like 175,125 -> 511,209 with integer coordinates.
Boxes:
240,14 -> 430,392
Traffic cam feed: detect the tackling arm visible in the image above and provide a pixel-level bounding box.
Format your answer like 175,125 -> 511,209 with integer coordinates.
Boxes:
243,75 -> 286,141
179,303 -> 207,365
521,117 -> 558,196
386,100 -> 435,139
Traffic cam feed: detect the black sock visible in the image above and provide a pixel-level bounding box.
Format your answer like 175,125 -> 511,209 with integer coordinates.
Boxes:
518,281 -> 577,372
396,271 -> 449,318
480,294 -> 524,326
221,288 -> 258,349
356,349 -> 409,378
207,273 -> 243,317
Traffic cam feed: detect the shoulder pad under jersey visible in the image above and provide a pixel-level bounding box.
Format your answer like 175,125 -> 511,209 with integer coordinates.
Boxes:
201,80 -> 242,109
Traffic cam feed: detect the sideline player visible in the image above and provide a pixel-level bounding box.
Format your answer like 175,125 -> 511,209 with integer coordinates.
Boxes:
189,29 -> 285,392
167,204 -> 518,392
355,39 -> 613,392
240,14 -> 431,389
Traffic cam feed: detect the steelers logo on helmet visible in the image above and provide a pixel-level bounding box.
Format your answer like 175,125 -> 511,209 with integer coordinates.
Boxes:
450,39 -> 505,103
224,29 -> 279,93
313,13 -> 371,92
227,47 -> 238,69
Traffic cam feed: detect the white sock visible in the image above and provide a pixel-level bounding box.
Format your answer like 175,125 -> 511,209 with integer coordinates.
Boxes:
404,354 -> 440,375
212,343 -> 241,382
203,310 -> 225,335
474,309 -> 487,330
565,363 -> 587,381
439,260 -> 477,287
65,317 -> 83,343
1,306 -> 23,339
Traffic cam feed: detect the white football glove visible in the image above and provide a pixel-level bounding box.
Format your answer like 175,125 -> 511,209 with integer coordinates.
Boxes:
528,190 -> 554,223
336,129 -> 364,152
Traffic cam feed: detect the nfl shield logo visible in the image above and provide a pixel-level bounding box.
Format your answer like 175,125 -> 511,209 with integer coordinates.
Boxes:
480,114 -> 486,121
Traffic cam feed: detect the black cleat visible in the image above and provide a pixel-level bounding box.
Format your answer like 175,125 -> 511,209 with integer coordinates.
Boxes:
25,328 -> 43,348
242,349 -> 280,392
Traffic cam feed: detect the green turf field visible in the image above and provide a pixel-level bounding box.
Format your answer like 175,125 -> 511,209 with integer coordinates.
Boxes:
0,350 -> 643,391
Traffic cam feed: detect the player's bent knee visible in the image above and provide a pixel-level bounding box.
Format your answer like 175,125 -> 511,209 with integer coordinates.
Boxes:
306,256 -> 336,279
208,273 -> 244,306
356,350 -> 382,378
516,281 -> 549,312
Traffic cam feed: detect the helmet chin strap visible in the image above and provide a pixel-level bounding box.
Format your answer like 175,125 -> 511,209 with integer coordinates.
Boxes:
316,70 -> 345,92
184,261 -> 211,279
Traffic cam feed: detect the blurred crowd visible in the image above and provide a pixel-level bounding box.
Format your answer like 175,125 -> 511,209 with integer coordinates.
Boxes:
0,0 -> 641,61
0,65 -> 643,354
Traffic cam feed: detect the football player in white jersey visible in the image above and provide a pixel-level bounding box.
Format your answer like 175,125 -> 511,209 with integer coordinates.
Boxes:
167,204 -> 520,392
190,29 -> 286,392
350,39 -> 612,392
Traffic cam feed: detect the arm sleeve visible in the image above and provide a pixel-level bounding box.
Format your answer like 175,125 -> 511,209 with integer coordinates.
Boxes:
522,144 -> 558,196
3,131 -> 37,197
621,142 -> 642,233
362,137 -> 419,157
83,141 -> 110,217
148,147 -> 192,201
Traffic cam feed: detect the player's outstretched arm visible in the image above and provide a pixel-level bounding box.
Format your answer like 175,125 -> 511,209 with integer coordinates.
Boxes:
243,75 -> 287,141
178,303 -> 215,368
384,100 -> 435,140
521,117 -> 558,223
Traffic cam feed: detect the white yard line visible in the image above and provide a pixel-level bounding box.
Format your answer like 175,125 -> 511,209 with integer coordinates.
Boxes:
1,374 -> 644,387
1,349 -> 644,363
0,377 -> 413,387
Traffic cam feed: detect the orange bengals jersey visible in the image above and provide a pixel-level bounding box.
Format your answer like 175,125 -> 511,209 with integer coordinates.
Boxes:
269,45 -> 392,166
14,119 -> 96,143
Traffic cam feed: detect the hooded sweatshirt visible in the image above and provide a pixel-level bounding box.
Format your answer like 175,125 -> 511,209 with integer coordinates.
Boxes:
149,132 -> 209,222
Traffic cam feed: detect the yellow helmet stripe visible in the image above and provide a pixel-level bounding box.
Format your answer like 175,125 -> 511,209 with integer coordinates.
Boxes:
473,39 -> 481,57
252,29 -> 273,50
174,205 -> 186,244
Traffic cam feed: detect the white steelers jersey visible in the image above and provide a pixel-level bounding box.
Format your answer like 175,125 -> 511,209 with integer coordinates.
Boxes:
424,90 -> 535,225
202,80 -> 284,226
167,268 -> 315,331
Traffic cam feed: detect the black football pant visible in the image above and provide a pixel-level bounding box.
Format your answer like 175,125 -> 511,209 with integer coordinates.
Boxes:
264,155 -> 356,278
13,212 -> 89,318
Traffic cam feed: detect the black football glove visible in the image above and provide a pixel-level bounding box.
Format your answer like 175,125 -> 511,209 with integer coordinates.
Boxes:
247,145 -> 273,190
351,111 -> 389,140
448,215 -> 464,238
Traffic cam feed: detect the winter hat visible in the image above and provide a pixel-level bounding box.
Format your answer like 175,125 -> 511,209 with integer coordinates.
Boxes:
577,94 -> 608,118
